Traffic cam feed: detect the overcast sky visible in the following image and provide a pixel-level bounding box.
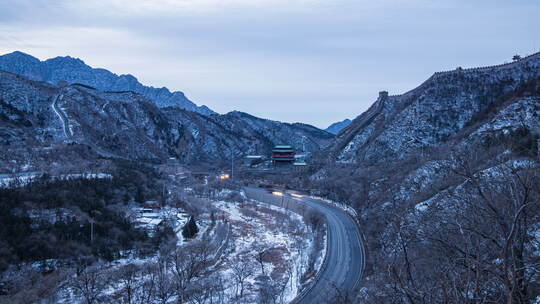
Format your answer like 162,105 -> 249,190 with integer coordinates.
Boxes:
0,0 -> 539,128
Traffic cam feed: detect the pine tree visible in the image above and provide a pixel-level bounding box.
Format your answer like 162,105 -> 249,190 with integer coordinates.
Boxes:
182,216 -> 198,239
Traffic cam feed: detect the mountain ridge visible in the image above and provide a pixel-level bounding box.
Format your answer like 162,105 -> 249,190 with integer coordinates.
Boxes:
0,51 -> 215,115
325,118 -> 351,135
0,69 -> 333,172
307,52 -> 540,303
327,51 -> 540,164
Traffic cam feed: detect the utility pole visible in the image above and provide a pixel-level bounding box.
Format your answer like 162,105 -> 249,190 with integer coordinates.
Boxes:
89,218 -> 95,245
162,184 -> 168,205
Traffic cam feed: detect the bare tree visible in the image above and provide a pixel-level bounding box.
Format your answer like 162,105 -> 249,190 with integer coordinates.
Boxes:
304,210 -> 324,232
116,263 -> 140,304
136,264 -> 157,304
70,267 -> 109,304
153,262 -> 174,304
170,240 -> 212,303
257,276 -> 280,304
186,273 -> 224,304
255,246 -> 270,276
231,256 -> 254,299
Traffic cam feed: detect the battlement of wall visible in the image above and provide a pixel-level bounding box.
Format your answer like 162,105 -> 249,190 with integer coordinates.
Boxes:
382,51 -> 540,100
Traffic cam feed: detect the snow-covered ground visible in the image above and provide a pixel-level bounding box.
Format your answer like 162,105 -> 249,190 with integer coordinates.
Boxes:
213,199 -> 316,303
16,192 -> 318,304
0,172 -> 112,188
52,204 -> 216,303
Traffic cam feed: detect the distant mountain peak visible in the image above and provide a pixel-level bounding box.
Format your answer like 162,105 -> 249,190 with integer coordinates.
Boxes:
4,51 -> 36,59
0,51 -> 216,115
0,51 -> 41,66
325,118 -> 351,135
46,55 -> 87,66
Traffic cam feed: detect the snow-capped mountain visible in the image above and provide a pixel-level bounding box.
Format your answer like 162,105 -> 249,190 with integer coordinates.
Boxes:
310,53 -> 540,303
325,119 -> 351,135
161,109 -> 334,163
0,51 -> 214,115
0,70 -> 332,171
328,52 -> 540,164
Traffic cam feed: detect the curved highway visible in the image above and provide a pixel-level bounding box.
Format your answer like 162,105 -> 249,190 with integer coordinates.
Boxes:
245,188 -> 365,303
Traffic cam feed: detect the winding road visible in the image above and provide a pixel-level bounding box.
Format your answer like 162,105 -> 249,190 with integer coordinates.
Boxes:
245,188 -> 365,303
52,94 -> 72,138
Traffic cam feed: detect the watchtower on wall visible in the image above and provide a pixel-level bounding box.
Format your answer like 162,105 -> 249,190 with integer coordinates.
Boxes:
271,145 -> 295,165
378,91 -> 389,100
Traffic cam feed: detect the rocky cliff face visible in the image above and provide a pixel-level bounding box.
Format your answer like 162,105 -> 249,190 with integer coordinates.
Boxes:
330,52 -> 540,164
0,51 -> 214,115
0,71 -> 332,171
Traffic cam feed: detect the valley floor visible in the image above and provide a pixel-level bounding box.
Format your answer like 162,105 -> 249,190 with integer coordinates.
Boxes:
34,191 -> 322,304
